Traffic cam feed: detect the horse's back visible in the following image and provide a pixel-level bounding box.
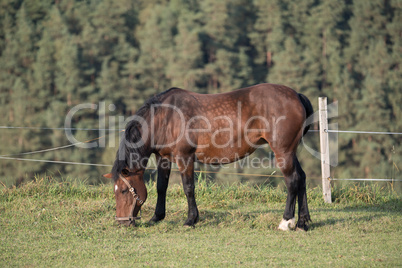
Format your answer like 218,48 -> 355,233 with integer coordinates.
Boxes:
181,84 -> 305,121
157,84 -> 306,163
166,83 -> 301,111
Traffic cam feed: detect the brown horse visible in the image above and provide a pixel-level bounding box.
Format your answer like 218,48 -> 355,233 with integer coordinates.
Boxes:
104,83 -> 313,231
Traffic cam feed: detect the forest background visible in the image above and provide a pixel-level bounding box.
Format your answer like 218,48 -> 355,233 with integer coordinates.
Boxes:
0,0 -> 400,188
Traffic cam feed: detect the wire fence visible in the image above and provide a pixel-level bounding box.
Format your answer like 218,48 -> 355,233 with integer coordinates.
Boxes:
0,125 -> 401,182
326,129 -> 402,135
2,125 -> 401,135
0,126 -> 122,131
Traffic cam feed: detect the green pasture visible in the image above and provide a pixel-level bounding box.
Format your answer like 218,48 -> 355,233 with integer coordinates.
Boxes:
1,178 -> 401,267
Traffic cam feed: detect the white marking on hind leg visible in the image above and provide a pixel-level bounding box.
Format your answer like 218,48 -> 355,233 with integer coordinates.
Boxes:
278,218 -> 296,231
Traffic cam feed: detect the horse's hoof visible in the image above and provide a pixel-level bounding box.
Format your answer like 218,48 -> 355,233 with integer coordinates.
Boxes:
296,224 -> 309,232
278,218 -> 296,231
183,214 -> 198,228
183,224 -> 195,229
149,216 -> 164,225
148,220 -> 158,226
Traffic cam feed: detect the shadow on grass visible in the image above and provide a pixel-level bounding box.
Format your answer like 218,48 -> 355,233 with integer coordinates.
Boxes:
309,198 -> 401,230
309,214 -> 387,230
340,199 -> 401,212
134,208 -> 284,229
197,199 -> 401,230
311,198 -> 401,213
198,208 -> 284,227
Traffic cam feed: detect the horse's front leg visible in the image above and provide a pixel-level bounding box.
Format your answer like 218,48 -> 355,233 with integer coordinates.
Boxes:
177,155 -> 199,226
150,155 -> 171,223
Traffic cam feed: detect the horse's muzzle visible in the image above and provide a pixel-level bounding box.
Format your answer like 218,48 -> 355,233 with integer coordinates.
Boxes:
115,215 -> 141,226
117,219 -> 135,227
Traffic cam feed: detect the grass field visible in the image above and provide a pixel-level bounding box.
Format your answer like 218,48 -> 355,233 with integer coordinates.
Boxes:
1,178 -> 401,267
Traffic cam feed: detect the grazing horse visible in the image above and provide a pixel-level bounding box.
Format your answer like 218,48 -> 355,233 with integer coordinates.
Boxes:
104,83 -> 313,231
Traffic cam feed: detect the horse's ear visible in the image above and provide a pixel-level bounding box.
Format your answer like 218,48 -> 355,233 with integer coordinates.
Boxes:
103,173 -> 113,179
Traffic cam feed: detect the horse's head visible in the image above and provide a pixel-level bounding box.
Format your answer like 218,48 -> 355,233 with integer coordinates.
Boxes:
104,168 -> 148,226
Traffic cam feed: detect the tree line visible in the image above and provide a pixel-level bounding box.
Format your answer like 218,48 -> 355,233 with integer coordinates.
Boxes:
0,0 -> 400,185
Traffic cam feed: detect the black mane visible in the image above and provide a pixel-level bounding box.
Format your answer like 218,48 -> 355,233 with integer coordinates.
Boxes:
111,88 -> 179,181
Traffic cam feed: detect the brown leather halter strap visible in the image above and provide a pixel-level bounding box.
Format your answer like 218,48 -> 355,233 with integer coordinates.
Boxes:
115,175 -> 145,222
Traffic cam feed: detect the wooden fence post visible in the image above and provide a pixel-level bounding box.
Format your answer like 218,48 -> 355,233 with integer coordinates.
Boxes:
319,97 -> 332,203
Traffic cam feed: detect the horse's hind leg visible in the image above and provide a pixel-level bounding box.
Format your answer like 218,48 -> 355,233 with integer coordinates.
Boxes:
295,156 -> 310,231
150,155 -> 171,223
276,152 -> 310,231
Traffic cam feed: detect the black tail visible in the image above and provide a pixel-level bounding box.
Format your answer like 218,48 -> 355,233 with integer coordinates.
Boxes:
298,93 -> 314,136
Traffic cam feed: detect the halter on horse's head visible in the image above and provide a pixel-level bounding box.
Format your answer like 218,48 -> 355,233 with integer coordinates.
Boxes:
104,168 -> 147,226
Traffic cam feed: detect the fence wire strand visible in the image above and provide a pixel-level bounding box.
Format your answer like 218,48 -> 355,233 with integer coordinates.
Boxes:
0,125 -> 400,182
326,129 -> 402,135
1,125 -> 401,135
0,126 -> 122,131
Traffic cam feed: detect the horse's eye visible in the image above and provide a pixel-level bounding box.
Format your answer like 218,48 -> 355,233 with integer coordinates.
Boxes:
121,169 -> 130,177
121,187 -> 129,194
